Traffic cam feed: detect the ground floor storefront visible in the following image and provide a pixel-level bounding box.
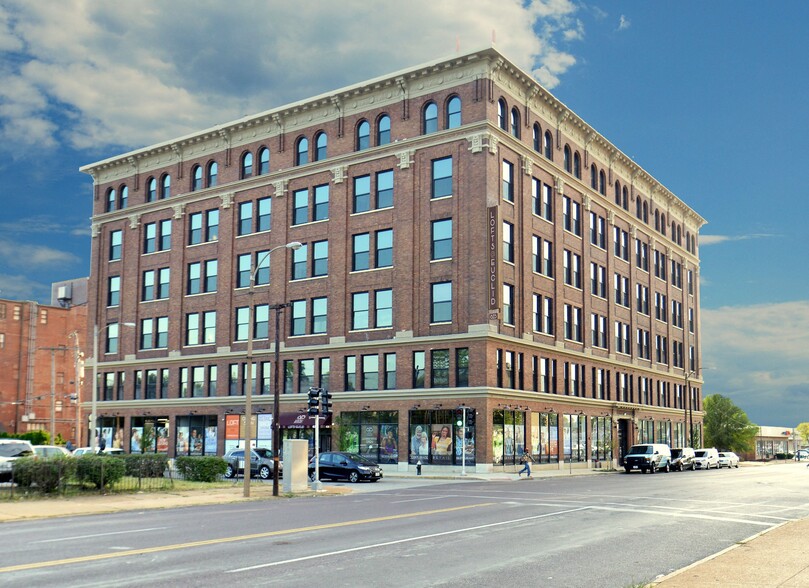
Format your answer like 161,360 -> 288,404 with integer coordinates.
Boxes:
88,389 -> 702,472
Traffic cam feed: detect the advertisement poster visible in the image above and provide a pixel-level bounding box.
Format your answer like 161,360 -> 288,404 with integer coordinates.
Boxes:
431,424 -> 453,465
101,427 -> 114,451
410,425 -> 429,461
189,427 -> 203,455
359,424 -> 378,460
225,414 -> 240,439
379,425 -> 398,464
204,426 -> 217,455
257,414 -> 273,445
112,426 -> 125,449
156,424 -> 169,453
176,424 -> 189,455
130,427 -> 143,453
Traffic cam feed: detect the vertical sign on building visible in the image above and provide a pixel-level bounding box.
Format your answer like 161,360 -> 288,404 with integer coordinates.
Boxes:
488,206 -> 499,320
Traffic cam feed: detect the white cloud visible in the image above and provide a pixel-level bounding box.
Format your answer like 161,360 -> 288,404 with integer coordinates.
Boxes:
0,0 -> 584,153
0,237 -> 80,268
701,301 -> 809,425
617,15 -> 631,31
699,233 -> 777,246
0,273 -> 46,301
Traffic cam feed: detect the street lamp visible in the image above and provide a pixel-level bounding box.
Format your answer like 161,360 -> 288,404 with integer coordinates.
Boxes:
91,321 -> 136,451
244,241 -> 301,498
683,370 -> 695,448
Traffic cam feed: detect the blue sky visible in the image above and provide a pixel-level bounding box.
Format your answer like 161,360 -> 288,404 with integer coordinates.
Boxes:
1,1 -> 806,427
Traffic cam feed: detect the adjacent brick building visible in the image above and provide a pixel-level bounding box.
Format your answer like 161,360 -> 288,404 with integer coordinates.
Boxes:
79,47 -> 706,471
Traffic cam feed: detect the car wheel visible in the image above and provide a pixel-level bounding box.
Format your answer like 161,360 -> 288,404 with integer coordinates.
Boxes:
624,467 -> 631,474
348,471 -> 360,483
735,463 -> 740,468
259,465 -> 271,480
649,463 -> 656,474
225,464 -> 235,478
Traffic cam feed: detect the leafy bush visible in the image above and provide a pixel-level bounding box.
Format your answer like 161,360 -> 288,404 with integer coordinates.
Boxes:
76,454 -> 126,488
174,456 -> 227,482
0,431 -> 50,445
122,454 -> 169,478
13,456 -> 77,493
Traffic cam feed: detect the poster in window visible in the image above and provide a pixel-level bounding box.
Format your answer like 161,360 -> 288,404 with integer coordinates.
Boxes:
431,424 -> 452,464
410,425 -> 429,462
130,427 -> 143,453
379,425 -> 398,464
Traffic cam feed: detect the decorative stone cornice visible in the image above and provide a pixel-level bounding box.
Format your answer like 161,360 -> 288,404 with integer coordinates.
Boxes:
219,192 -> 233,209
331,165 -> 348,184
396,150 -> 415,169
272,180 -> 288,197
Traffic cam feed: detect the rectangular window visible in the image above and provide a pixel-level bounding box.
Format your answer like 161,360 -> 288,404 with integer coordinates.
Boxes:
503,283 -> 515,325
384,353 -> 397,389
376,170 -> 393,209
144,222 -> 156,254
299,359 -> 314,394
431,219 -> 452,260
413,351 -> 425,388
293,189 -> 308,225
376,229 -> 393,268
291,244 -> 308,280
375,289 -> 393,328
235,307 -> 249,342
352,233 -> 370,271
431,349 -> 450,387
313,184 -> 329,221
431,282 -> 452,323
563,196 -> 581,236
615,321 -> 630,355
431,156 -> 452,198
257,197 -> 272,231
109,231 -> 124,261
291,300 -> 307,336
590,263 -> 606,298
189,212 -> 202,245
591,313 -> 608,349
564,304 -> 582,342
590,212 -> 606,249
637,328 -> 650,359
206,209 -> 219,241
345,356 -> 357,391
614,273 -> 630,307
312,240 -> 328,276
353,175 -> 371,213
614,227 -> 629,261
563,250 -> 581,288
352,292 -> 369,330
159,219 -> 171,250
503,221 -> 514,263
203,310 -> 216,344
204,259 -> 217,292
157,268 -> 170,299
187,262 -> 201,295
502,160 -> 514,202
636,283 -> 649,314
312,297 -> 327,334
635,239 -> 649,271
105,323 -> 120,354
107,276 -> 120,307
362,355 -> 379,391
236,254 -> 251,288
543,297 -> 554,335
542,182 -> 554,222
142,270 -> 155,301
654,250 -> 668,280
456,348 -> 469,387
238,201 -> 253,235
186,313 -> 200,346
254,304 -> 269,339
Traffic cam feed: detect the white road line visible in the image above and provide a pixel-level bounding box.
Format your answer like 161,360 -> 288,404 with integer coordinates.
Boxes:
390,495 -> 457,504
227,506 -> 589,573
34,527 -> 168,543
590,506 -> 773,526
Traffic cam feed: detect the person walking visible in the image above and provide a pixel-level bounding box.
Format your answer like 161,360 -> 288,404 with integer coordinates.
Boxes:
517,451 -> 533,478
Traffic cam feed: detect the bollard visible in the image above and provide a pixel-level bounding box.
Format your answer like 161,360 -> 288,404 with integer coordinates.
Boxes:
416,460 -> 422,475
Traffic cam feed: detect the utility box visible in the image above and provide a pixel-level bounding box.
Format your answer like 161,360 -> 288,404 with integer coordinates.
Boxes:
283,439 -> 309,493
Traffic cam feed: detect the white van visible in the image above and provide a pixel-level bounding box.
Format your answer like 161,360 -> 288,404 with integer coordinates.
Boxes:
622,443 -> 672,474
693,447 -> 719,470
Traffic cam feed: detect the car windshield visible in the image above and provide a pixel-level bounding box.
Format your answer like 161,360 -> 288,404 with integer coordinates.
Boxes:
629,445 -> 653,455
694,450 -> 707,457
671,449 -> 682,458
0,443 -> 33,458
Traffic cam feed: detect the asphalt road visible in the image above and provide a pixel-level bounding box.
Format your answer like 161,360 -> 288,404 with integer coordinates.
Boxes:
2,463 -> 808,587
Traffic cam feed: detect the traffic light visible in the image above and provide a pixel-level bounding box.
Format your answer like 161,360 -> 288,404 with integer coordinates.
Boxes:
466,408 -> 476,428
320,389 -> 332,416
455,408 -> 464,427
307,387 -> 320,416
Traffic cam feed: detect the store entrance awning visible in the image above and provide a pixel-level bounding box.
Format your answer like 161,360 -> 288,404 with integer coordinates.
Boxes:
277,413 -> 331,429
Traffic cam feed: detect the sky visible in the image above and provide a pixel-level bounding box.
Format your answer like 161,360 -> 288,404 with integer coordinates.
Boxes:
1,1 -> 807,428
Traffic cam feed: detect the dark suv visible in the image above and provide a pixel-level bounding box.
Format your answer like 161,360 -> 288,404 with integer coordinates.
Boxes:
223,447 -> 278,480
309,451 -> 383,483
670,447 -> 696,471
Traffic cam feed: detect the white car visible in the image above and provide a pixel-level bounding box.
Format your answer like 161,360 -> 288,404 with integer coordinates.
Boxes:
717,451 -> 740,468
72,447 -> 125,456
32,445 -> 72,458
693,448 -> 720,470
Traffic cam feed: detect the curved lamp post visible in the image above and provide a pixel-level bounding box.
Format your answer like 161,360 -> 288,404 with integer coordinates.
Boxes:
244,241 -> 301,498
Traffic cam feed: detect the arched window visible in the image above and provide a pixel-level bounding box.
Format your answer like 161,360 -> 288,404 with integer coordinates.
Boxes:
314,131 -> 327,161
446,96 -> 461,129
591,164 -> 598,189
573,152 -> 581,179
120,185 -> 128,209
296,137 -> 309,166
510,108 -> 520,138
544,131 -> 553,159
636,198 -> 643,219
377,114 -> 391,145
207,162 -> 218,187
599,171 -> 606,195
423,102 -> 438,134
676,225 -> 681,245
615,181 -> 622,206
106,188 -> 116,212
622,186 -> 628,210
258,147 -> 269,175
661,214 -> 666,236
357,120 -> 370,150
655,210 -> 660,231
192,165 -> 202,191
533,124 -> 541,151
147,177 -> 156,202
241,152 -> 253,179
563,145 -> 572,173
161,174 -> 171,199
497,99 -> 507,130
643,201 -> 648,223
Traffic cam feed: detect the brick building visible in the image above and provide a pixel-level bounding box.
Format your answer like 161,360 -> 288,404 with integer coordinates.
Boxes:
79,47 -> 706,471
0,298 -> 86,443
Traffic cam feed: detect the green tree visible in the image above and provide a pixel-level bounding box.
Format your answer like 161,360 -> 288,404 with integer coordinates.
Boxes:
796,422 -> 809,446
703,394 -> 758,453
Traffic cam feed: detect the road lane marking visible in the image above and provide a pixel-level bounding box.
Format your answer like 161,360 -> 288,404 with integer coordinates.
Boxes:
229,506 -> 589,573
34,527 -> 168,543
0,502 -> 494,574
590,506 -> 773,526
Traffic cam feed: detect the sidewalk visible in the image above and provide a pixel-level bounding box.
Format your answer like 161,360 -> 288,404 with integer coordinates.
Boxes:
2,469 -> 807,587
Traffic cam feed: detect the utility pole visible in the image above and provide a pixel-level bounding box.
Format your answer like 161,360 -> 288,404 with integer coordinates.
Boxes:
39,346 -> 68,443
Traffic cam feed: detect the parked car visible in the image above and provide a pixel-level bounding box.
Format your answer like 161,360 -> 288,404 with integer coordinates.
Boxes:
794,449 -> 809,461
0,439 -> 35,482
622,443 -> 672,474
670,447 -> 696,471
72,446 -> 126,456
32,445 -> 72,458
223,447 -> 277,480
693,448 -> 720,470
308,451 -> 383,483
717,451 -> 740,468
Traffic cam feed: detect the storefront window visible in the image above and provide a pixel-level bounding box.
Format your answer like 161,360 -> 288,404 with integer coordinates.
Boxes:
638,419 -> 654,443
407,409 -> 475,466
591,416 -> 612,461
175,415 -> 218,456
337,411 -> 398,464
563,414 -> 587,462
531,412 -> 559,463
493,409 -> 524,466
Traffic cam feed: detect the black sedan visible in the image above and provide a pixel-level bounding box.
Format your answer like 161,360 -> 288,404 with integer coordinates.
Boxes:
308,451 -> 383,483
